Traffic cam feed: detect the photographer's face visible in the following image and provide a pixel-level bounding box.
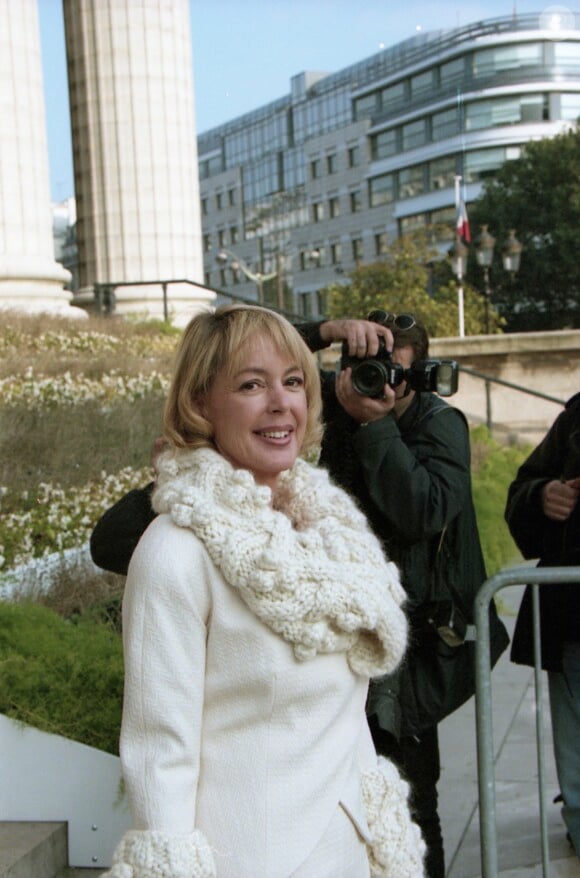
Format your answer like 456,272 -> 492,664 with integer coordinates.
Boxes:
392,344 -> 415,400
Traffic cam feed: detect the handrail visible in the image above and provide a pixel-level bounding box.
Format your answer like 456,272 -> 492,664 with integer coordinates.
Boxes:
93,278 -> 306,324
474,566 -> 580,877
459,365 -> 566,406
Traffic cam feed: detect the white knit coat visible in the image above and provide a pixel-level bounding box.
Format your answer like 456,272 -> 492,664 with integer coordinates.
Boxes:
102,448 -> 425,878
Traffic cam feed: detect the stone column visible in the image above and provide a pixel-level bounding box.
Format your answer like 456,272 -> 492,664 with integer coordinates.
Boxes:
63,0 -> 212,326
0,0 -> 72,314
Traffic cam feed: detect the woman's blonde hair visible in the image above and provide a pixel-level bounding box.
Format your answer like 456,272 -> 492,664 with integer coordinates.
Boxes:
164,304 -> 323,455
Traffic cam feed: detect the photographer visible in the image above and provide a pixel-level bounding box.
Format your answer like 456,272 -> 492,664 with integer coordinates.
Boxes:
90,312 -> 508,877
506,393 -> 580,855
302,314 -> 509,878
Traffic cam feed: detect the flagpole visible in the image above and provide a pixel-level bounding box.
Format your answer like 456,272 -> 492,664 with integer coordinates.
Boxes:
455,175 -> 465,338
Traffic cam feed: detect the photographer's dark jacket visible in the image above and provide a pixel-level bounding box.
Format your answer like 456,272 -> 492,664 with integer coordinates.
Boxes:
311,362 -> 508,737
506,392 -> 580,673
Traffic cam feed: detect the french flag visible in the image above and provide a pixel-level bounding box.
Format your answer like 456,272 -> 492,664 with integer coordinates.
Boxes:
455,175 -> 471,243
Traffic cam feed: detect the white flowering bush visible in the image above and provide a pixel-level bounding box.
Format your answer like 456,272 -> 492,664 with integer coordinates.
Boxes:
0,324 -> 177,357
0,368 -> 169,409
0,315 -> 176,574
0,467 -> 152,571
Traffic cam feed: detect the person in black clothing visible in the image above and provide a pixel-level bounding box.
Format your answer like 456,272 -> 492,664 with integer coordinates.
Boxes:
506,392 -> 580,855
91,313 -> 509,878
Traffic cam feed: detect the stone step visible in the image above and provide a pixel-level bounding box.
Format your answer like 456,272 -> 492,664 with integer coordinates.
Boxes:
0,822 -> 67,878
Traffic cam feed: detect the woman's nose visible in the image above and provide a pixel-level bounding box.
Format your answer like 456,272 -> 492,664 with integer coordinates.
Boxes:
268,384 -> 290,411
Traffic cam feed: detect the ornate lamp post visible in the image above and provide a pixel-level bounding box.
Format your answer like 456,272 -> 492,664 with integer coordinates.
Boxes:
475,225 -> 496,334
502,229 -> 523,275
215,248 -> 276,305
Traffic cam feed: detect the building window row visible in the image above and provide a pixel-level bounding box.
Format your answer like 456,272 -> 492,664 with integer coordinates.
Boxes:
369,144 -> 521,207
354,41 -> 580,122
371,92 -> 554,161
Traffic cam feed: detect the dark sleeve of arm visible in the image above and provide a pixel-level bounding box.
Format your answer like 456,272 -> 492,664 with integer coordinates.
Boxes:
295,321 -> 331,353
90,483 -> 157,575
504,409 -> 570,558
352,408 -> 472,543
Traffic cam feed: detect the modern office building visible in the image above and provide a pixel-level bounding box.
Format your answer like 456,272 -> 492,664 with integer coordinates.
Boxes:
197,11 -> 580,317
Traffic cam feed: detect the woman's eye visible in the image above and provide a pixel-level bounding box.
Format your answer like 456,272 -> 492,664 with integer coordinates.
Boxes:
239,380 -> 260,391
286,375 -> 304,388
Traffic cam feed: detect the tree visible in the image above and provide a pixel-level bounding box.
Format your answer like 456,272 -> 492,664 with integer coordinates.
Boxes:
468,124 -> 580,332
321,231 -> 496,338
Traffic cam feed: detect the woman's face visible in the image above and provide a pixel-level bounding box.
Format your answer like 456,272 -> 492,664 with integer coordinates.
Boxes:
201,335 -> 308,490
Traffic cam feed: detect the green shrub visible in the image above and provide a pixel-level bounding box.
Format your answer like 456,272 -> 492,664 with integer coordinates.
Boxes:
470,426 -> 532,576
0,601 -> 123,754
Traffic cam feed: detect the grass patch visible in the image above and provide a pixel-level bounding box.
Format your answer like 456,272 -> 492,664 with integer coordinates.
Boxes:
0,600 -> 123,754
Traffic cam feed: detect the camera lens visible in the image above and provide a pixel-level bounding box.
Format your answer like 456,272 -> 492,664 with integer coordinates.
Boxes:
351,361 -> 390,398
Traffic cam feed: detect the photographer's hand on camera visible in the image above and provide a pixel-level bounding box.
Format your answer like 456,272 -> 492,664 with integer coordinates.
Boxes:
319,318 -> 393,356
336,366 -> 397,423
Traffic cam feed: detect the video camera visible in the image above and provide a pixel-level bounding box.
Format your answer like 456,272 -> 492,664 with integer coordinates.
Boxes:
340,310 -> 459,399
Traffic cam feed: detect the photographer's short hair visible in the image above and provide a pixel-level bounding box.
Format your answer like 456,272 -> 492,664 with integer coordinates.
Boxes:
393,322 -> 429,362
164,304 -> 323,454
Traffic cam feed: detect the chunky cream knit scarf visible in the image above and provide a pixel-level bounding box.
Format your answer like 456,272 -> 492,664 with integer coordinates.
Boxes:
152,446 -> 408,678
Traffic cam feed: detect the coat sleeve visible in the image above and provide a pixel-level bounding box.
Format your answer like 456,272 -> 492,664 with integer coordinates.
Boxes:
102,515 -> 216,878
504,404 -> 572,559
90,484 -> 157,575
351,406 -> 471,544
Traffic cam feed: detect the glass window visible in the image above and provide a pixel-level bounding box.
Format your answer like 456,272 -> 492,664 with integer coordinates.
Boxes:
326,153 -> 338,174
350,190 -> 362,213
203,233 -> 211,252
371,129 -> 397,160
432,107 -> 459,141
554,42 -> 580,66
201,197 -> 208,215
473,43 -> 543,76
230,226 -> 239,244
331,242 -> 342,264
466,94 -> 548,130
398,165 -> 425,199
440,57 -> 464,85
354,92 -> 378,120
348,145 -> 361,167
228,189 -> 236,206
313,201 -> 324,222
374,232 -> 388,256
429,155 -> 457,191
399,214 -> 426,235
463,146 -> 520,182
310,158 -> 321,179
380,81 -> 405,112
218,229 -> 226,247
299,292 -> 312,317
402,119 -> 427,150
329,196 -> 341,218
560,93 -> 580,121
410,70 -> 434,98
352,238 -> 364,262
369,173 -> 394,206
216,192 -> 223,210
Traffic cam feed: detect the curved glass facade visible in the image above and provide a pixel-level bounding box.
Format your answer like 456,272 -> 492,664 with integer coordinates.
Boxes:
197,12 -> 580,314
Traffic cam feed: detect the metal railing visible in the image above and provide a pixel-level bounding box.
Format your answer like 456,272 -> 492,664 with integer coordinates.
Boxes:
458,365 -> 566,432
474,566 -> 580,877
93,279 -> 306,324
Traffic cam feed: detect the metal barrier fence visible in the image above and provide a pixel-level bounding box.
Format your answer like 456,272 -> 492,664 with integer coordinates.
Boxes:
474,566 -> 580,877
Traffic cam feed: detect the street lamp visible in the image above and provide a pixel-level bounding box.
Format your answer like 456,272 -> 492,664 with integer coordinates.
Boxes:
215,248 -> 276,305
502,229 -> 523,275
475,224 -> 496,334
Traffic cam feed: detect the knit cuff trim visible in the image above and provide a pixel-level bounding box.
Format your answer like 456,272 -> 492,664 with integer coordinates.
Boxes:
362,756 -> 426,878
101,829 -> 216,878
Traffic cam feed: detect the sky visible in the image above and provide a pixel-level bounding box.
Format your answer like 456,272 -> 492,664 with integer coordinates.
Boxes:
37,0 -> 578,201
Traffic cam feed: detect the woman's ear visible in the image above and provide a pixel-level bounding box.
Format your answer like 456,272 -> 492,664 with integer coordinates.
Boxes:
193,393 -> 207,420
